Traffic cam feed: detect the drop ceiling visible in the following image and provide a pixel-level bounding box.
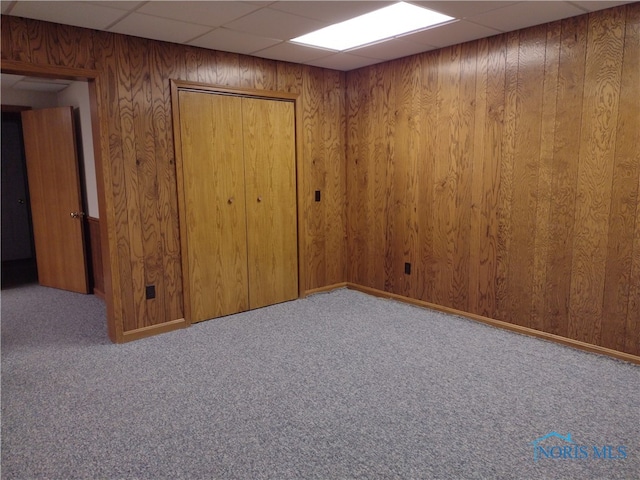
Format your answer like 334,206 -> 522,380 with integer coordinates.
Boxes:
1,1 -> 635,72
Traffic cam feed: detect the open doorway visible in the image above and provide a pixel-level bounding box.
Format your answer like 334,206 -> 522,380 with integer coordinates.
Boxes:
1,75 -> 102,295
1,107 -> 37,287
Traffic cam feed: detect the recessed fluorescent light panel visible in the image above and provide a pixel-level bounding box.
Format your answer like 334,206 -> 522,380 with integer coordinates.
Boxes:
291,2 -> 455,51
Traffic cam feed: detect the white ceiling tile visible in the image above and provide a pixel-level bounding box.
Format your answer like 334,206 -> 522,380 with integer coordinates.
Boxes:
138,1 -> 262,28
307,52 -> 384,71
269,1 -> 395,23
223,7 -> 327,40
108,12 -> 212,44
570,1 -> 634,12
81,1 -> 145,11
407,1 -> 518,18
253,41 -> 333,64
468,2 -> 586,32
351,38 -> 437,61
9,1 -> 129,30
189,28 -> 281,54
2,1 -> 14,14
405,19 -> 502,47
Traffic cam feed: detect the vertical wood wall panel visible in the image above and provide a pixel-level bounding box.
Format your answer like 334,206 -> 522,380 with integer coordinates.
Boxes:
468,38 -> 489,316
604,4 -> 640,353
624,5 -> 640,357
302,66 -> 324,290
415,52 -> 438,303
568,7 -> 625,346
530,22 -> 561,332
346,4 -> 640,356
115,34 -> 145,332
345,68 -> 366,286
495,31 -> 518,322
543,15 -> 587,338
151,41 -> 185,324
2,15 -> 346,337
322,70 -> 347,287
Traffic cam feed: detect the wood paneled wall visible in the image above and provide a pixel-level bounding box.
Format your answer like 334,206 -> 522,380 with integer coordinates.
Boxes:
1,15 -> 347,339
3,5 -> 637,356
346,4 -> 640,356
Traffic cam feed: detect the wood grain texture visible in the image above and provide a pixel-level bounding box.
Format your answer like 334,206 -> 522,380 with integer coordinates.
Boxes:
21,107 -> 89,293
416,50 -> 439,303
530,23 -> 560,333
393,55 -> 421,298
623,4 -> 640,357
115,34 -> 145,332
57,23 -> 94,70
568,7 -> 625,346
322,70 -> 347,287
345,4 -> 640,356
345,68 -> 368,286
150,41 -> 185,324
2,15 -> 347,337
543,15 -> 587,338
6,15 -> 31,62
1,16 -> 12,60
509,25 -> 547,328
243,97 -> 298,309
92,29 -> 124,339
495,31 -> 518,322
302,67 -> 348,291
602,4 -> 640,353
178,91 -> 249,321
302,66 -> 325,291
471,35 -> 506,318
130,37 -> 164,327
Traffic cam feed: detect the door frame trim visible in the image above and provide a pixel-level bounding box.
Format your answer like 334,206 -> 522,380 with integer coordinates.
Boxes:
170,80 -> 305,325
1,59 -> 116,340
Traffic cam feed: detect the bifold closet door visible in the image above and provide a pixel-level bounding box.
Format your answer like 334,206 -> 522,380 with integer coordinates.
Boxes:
178,91 -> 249,322
242,97 -> 298,309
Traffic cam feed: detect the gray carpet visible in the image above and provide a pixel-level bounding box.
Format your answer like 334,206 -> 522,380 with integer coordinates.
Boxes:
1,284 -> 639,479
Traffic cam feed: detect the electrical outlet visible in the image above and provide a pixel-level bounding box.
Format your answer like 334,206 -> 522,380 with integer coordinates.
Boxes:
145,285 -> 156,299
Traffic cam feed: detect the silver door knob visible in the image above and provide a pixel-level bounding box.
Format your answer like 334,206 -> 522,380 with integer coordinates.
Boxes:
70,211 -> 85,219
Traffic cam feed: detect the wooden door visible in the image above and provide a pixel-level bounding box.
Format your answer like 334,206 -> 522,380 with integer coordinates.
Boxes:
243,97 -> 298,309
178,91 -> 249,322
21,107 -> 89,293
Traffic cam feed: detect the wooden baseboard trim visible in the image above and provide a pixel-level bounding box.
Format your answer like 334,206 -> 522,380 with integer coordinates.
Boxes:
120,318 -> 187,343
93,288 -> 105,300
345,283 -> 640,366
304,282 -> 348,296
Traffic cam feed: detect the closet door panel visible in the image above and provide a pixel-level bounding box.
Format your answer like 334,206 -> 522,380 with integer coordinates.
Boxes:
179,91 -> 249,321
243,97 -> 299,309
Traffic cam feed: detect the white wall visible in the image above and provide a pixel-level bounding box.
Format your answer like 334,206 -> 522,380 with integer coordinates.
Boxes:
57,82 -> 99,218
